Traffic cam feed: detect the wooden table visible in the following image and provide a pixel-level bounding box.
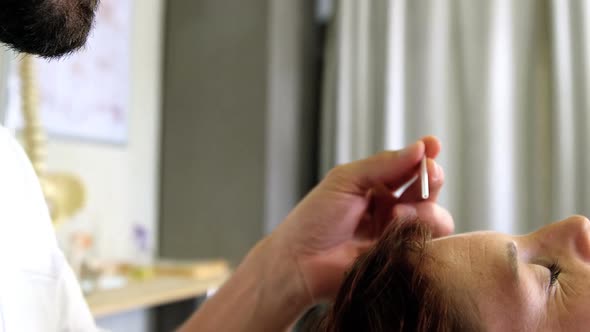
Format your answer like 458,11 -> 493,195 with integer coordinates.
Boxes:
87,273 -> 229,318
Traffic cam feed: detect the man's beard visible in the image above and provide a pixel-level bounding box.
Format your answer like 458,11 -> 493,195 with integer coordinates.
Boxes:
0,0 -> 99,58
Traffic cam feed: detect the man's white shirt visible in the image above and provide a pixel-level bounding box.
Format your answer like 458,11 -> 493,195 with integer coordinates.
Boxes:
0,126 -> 98,331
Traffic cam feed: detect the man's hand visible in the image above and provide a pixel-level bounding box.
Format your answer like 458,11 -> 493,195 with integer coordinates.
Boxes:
273,136 -> 454,302
180,136 -> 454,332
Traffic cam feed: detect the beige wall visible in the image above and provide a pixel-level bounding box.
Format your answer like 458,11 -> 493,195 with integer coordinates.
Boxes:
46,0 -> 164,261
0,48 -> 8,123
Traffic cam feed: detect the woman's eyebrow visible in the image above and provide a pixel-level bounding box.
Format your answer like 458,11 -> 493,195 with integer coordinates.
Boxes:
506,242 -> 519,278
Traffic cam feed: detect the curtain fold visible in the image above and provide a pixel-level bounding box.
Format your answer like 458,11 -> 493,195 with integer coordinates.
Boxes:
321,0 -> 590,233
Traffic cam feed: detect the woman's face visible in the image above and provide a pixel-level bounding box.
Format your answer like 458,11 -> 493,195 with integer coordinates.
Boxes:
429,215 -> 590,331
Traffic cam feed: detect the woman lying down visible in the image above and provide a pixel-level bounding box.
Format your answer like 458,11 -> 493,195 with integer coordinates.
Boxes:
318,215 -> 590,331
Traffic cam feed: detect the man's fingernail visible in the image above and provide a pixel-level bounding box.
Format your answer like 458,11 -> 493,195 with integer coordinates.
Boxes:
401,140 -> 421,157
395,204 -> 417,218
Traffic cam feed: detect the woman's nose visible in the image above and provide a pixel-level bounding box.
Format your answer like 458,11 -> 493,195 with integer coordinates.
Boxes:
534,215 -> 590,261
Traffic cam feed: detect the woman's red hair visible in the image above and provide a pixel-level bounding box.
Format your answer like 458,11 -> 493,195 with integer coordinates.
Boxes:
317,219 -> 481,331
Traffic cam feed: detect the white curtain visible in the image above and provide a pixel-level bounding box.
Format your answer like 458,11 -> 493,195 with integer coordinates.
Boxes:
321,0 -> 590,234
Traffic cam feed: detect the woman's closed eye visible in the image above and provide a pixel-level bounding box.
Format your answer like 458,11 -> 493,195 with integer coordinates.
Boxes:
524,258 -> 562,293
547,262 -> 561,288
531,260 -> 562,291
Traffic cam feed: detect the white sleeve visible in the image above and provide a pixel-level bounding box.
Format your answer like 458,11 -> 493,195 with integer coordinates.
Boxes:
56,252 -> 103,332
0,127 -> 103,331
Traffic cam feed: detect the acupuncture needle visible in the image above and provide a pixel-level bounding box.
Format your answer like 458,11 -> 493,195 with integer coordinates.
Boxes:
420,156 -> 429,200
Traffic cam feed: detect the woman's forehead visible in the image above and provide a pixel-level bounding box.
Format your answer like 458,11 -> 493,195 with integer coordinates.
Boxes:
428,231 -> 514,266
432,230 -> 504,243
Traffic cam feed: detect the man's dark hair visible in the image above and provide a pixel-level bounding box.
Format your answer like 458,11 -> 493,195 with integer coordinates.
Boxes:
318,220 -> 483,332
0,0 -> 99,58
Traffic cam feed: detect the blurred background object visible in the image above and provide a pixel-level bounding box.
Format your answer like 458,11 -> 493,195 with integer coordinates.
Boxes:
19,54 -> 87,226
1,0 -> 590,331
0,49 -> 7,123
